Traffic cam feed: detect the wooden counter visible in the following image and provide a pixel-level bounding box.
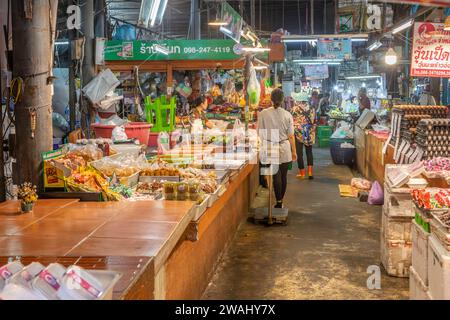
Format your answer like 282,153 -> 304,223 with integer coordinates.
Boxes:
0,164 -> 259,299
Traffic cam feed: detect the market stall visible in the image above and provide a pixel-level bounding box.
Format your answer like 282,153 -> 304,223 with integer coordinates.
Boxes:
0,161 -> 260,299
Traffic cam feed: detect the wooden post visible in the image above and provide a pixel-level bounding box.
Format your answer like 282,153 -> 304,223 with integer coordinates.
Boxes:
81,0 -> 95,137
11,0 -> 57,190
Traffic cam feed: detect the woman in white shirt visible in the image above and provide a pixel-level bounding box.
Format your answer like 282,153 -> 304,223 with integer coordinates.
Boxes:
257,88 -> 297,209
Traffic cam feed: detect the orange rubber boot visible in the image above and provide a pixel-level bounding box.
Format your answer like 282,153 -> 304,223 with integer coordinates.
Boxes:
296,169 -> 306,179
308,166 -> 314,180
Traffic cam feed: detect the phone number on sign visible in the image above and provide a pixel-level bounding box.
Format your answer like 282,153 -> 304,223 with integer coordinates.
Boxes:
183,47 -> 231,54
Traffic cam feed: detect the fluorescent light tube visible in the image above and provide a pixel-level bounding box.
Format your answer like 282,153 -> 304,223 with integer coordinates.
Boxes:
293,59 -> 343,63
368,41 -> 382,51
351,38 -> 368,42
242,47 -> 270,53
209,20 -> 228,26
345,75 -> 381,80
149,0 -> 161,27
220,27 -> 233,35
392,19 -> 414,34
282,39 -> 317,43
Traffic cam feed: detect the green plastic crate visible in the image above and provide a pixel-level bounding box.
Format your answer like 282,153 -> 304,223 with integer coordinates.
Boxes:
317,126 -> 332,138
318,137 -> 330,148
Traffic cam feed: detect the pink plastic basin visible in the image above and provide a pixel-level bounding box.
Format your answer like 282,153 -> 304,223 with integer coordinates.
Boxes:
91,122 -> 152,145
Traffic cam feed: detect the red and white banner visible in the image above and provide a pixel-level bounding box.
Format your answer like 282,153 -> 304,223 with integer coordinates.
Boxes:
411,22 -> 450,78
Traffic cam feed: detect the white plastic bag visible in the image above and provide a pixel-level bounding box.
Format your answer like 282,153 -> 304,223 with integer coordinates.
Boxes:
82,69 -> 120,104
157,132 -> 170,154
232,119 -> 245,143
247,65 -> 260,107
331,121 -> 353,139
112,126 -> 128,142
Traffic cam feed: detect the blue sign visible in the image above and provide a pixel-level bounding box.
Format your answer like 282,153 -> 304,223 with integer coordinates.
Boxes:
317,39 -> 352,60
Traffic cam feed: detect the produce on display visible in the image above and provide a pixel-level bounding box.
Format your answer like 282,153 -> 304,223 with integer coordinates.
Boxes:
411,188 -> 450,210
110,184 -> 134,198
423,157 -> 450,172
92,154 -> 145,178
64,167 -> 123,201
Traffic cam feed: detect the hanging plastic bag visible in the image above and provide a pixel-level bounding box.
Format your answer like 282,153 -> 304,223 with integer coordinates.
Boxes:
52,112 -> 70,133
247,64 -> 260,108
157,132 -> 170,154
111,125 -> 128,142
368,181 -> 384,205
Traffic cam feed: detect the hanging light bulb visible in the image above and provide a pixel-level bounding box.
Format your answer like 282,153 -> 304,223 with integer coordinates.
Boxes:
445,15 -> 450,31
385,48 -> 398,65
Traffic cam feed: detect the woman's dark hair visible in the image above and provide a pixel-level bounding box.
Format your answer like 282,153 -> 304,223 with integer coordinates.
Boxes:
271,88 -> 284,107
192,95 -> 206,108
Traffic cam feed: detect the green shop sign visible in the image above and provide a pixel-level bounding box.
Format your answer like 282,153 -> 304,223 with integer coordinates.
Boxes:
104,40 -> 245,61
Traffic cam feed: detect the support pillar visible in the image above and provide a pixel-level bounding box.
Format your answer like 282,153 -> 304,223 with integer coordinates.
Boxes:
11,0 -> 57,189
81,0 -> 95,136
190,0 -> 201,40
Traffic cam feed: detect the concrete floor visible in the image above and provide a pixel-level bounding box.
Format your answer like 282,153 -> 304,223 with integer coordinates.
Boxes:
202,148 -> 409,300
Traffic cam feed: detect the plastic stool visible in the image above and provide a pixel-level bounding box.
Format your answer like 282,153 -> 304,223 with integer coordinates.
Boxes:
144,95 -> 176,133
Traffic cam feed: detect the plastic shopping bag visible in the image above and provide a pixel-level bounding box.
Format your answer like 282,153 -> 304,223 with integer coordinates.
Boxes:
247,64 -> 260,107
368,181 -> 384,205
111,125 -> 128,142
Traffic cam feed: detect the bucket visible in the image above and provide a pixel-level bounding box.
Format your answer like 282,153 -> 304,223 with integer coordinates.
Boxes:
91,122 -> 152,145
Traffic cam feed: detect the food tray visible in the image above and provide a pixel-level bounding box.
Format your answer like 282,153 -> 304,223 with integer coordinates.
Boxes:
192,195 -> 210,221
431,211 -> 450,233
139,175 -> 180,183
206,185 -> 225,208
118,171 -> 140,187
202,169 -> 230,185
208,159 -> 245,171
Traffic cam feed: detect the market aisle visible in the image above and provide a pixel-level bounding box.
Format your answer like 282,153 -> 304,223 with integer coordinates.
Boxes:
202,148 -> 409,300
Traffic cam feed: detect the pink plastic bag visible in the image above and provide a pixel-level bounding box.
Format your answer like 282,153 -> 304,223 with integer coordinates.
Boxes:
368,181 -> 384,205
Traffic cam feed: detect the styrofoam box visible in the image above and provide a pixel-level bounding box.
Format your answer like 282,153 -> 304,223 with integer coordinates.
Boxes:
412,220 -> 430,285
383,183 -> 414,218
409,266 -> 430,300
382,208 -> 413,241
381,232 -> 412,277
428,234 -> 450,300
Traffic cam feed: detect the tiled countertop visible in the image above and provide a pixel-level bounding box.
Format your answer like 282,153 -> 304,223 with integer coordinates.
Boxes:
0,199 -> 196,260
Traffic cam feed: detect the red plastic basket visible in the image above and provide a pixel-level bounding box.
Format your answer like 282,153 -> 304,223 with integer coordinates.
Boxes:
91,122 -> 152,145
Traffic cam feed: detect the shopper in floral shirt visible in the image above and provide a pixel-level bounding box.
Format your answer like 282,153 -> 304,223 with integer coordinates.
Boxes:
291,93 -> 317,179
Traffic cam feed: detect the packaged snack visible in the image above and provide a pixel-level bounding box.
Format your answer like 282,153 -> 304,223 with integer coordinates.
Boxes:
176,182 -> 188,201
0,261 -> 24,291
31,263 -> 66,300
163,182 -> 176,200
57,266 -> 104,300
9,262 -> 45,289
188,181 -> 201,202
